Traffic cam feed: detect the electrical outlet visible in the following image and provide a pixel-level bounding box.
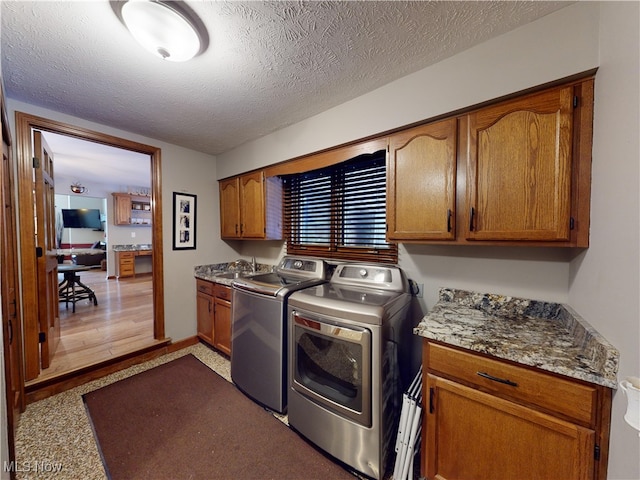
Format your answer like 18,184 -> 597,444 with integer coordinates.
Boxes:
415,283 -> 424,298
131,232 -> 136,238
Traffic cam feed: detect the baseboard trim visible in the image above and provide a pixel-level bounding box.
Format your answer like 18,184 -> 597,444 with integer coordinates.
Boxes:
24,338 -> 198,404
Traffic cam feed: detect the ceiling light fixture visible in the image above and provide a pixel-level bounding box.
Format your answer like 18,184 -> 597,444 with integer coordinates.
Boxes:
117,0 -> 208,62
70,182 -> 87,194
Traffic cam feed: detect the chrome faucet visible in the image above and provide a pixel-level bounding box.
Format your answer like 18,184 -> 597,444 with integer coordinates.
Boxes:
251,256 -> 257,273
228,259 -> 253,274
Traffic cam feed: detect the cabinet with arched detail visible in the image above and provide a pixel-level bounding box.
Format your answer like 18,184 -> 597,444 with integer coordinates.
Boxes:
464,84 -> 578,243
387,118 -> 457,241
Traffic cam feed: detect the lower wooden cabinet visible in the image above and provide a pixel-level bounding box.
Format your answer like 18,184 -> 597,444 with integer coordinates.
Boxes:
115,250 -> 152,278
196,279 -> 232,356
115,251 -> 135,278
212,284 -> 231,356
422,341 -> 612,480
196,280 -> 215,346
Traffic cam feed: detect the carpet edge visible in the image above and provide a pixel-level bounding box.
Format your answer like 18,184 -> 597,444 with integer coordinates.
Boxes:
81,395 -> 112,480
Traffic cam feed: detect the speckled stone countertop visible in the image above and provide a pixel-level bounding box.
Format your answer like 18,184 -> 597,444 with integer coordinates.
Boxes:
414,288 -> 619,389
112,244 -> 152,251
194,262 -> 273,286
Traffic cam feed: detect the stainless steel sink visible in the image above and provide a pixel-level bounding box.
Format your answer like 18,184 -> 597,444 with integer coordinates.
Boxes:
215,271 -> 250,279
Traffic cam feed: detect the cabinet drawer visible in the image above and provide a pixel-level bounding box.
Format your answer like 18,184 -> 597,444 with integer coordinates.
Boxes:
426,342 -> 597,425
214,284 -> 232,301
120,258 -> 134,266
119,251 -> 134,259
119,265 -> 134,275
196,279 -> 214,296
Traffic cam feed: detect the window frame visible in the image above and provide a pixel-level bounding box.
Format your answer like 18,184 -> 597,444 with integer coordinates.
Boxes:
282,150 -> 398,264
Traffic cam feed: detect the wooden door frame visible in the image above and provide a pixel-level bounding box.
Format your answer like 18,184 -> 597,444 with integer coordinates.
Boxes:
1,79 -> 23,474
15,112 -> 165,381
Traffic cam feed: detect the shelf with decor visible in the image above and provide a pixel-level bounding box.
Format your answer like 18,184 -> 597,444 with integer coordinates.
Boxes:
112,192 -> 152,226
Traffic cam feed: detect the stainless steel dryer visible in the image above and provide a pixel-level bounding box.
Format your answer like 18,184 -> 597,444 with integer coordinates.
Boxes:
230,256 -> 327,414
287,263 -> 415,480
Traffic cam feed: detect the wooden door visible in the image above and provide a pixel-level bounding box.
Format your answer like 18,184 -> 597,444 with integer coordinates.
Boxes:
239,171 -> 265,238
33,131 -> 60,369
219,177 -> 240,238
426,374 -> 595,480
1,88 -> 24,468
387,118 -> 457,240
466,86 -> 574,241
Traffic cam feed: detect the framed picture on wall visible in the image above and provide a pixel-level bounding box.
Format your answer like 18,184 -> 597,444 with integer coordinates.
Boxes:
172,192 -> 197,250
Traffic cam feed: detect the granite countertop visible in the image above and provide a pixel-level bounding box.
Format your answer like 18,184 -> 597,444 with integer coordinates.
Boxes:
414,288 -> 619,389
57,248 -> 105,255
112,244 -> 152,252
194,262 -> 273,286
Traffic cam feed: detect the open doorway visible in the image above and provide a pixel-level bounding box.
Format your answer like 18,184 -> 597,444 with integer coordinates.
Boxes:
15,111 -> 165,384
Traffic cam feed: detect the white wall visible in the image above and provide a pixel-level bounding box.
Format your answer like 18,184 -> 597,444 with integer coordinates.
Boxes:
216,3 -> 639,479
55,194 -> 105,247
6,99 -> 237,342
53,172 -> 155,276
569,2 -> 640,478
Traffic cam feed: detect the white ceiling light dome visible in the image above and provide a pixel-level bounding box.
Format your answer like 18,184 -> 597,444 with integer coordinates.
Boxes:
119,0 -> 207,62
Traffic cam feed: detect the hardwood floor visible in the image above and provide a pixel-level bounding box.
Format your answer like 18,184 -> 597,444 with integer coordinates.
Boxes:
26,268 -> 156,385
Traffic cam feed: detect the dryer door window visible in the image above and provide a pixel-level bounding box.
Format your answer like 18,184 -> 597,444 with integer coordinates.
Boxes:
292,311 -> 372,426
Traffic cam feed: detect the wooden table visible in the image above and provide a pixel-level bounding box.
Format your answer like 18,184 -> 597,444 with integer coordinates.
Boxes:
58,264 -> 98,313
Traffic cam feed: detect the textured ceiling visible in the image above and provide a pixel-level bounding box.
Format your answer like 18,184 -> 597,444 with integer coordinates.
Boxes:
2,1 -> 572,184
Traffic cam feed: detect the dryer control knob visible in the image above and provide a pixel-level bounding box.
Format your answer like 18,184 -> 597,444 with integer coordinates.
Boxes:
359,269 -> 368,278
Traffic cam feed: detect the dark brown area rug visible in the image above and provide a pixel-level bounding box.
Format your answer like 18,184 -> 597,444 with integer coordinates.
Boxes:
83,354 -> 356,480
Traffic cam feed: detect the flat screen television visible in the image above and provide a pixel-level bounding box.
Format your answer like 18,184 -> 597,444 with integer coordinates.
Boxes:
61,209 -> 103,229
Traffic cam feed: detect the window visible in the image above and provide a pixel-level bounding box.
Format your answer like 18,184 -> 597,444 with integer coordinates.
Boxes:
283,150 -> 398,263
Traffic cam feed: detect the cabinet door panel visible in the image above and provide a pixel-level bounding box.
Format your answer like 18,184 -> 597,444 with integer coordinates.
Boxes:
240,171 -> 265,238
196,291 -> 214,345
426,375 -> 595,480
466,86 -> 573,241
113,194 -> 132,225
388,119 -> 457,240
214,298 -> 231,356
220,178 -> 240,238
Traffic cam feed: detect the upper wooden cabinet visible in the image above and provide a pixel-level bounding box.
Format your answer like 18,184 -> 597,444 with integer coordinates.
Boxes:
240,171 -> 266,238
219,170 -> 282,240
465,85 -> 574,242
387,118 -> 457,241
219,177 -> 241,238
112,192 -> 151,226
387,77 -> 594,247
